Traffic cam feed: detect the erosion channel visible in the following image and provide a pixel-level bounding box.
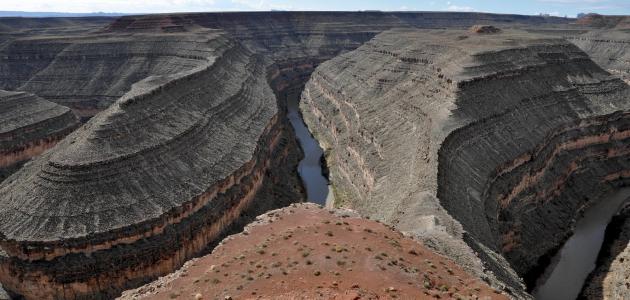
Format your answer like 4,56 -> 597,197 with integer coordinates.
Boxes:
533,188 -> 630,300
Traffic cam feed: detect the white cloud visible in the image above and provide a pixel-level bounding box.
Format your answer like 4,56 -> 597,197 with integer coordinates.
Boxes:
230,0 -> 293,11
537,0 -> 604,3
446,4 -> 476,12
1,0 -> 219,13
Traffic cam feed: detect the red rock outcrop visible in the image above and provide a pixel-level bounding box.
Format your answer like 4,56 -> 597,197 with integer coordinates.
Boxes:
120,204 -> 508,300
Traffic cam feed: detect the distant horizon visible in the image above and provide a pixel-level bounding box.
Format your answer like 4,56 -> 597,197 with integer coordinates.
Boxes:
2,1 -> 630,18
0,10 -> 618,19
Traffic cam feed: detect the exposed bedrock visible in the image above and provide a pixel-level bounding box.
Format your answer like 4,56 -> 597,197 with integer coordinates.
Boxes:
0,12 -> 573,121
300,28 -> 630,297
0,31 -> 215,119
0,31 -> 304,299
580,204 -> 630,299
569,30 -> 630,83
108,12 -> 572,66
0,90 -> 78,182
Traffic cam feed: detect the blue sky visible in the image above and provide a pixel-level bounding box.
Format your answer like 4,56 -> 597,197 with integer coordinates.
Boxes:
3,0 -> 630,17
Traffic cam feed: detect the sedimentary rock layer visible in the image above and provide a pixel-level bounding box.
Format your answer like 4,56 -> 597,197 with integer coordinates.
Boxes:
110,12 -> 572,64
0,90 -> 78,182
570,30 -> 630,83
301,28 -> 630,296
0,30 -> 215,118
0,12 -> 572,119
0,30 -> 303,299
580,204 -> 630,299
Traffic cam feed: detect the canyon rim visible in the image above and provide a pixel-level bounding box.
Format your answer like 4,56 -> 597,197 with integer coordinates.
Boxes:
0,7 -> 629,300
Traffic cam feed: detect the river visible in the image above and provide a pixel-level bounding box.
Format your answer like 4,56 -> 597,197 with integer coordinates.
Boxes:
533,187 -> 630,300
287,97 -> 332,205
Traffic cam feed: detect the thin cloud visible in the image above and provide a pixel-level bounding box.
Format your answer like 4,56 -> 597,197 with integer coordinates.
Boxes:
446,5 -> 476,12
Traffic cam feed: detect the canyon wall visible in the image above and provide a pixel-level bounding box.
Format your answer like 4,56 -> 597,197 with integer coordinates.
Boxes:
0,12 -> 572,119
0,90 -> 78,182
300,28 -> 630,297
0,28 -> 215,119
0,12 -> 599,299
0,30 -> 303,299
580,203 -> 630,299
570,30 -> 630,83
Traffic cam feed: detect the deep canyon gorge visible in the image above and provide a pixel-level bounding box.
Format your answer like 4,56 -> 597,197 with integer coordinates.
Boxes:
0,11 -> 629,300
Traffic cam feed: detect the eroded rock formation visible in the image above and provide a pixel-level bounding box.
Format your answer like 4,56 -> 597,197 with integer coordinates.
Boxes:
570,30 -> 630,83
0,28 -> 215,119
301,28 -> 630,297
0,90 -> 78,182
0,11 -> 618,300
0,30 -> 303,299
580,203 -> 630,299
470,25 -> 502,34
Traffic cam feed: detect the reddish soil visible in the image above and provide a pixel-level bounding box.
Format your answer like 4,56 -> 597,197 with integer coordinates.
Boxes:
121,204 -> 508,300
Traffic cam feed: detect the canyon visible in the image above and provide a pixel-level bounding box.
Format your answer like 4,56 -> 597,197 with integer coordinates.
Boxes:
0,90 -> 79,182
0,11 -> 628,300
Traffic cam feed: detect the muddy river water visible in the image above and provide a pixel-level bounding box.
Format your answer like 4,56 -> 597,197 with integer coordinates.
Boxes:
533,187 -> 630,300
287,97 -> 331,205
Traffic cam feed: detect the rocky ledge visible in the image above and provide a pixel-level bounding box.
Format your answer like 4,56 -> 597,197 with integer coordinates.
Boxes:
0,90 -> 78,182
0,30 -> 303,299
570,30 -> 630,83
120,203 -> 507,300
300,28 -> 630,297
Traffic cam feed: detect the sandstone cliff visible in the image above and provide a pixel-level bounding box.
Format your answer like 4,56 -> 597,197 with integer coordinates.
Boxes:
301,28 -> 630,297
0,90 -> 78,182
0,30 -> 303,299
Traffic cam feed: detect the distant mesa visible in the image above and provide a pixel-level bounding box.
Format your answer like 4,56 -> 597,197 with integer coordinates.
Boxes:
469,24 -> 501,34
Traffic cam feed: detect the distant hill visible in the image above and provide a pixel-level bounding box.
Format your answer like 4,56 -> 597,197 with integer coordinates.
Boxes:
0,11 -> 129,18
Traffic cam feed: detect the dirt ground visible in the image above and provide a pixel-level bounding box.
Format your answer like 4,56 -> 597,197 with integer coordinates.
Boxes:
120,204 -> 508,300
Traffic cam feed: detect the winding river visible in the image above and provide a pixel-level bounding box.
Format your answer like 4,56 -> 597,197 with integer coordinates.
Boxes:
533,188 -> 630,300
287,97 -> 332,205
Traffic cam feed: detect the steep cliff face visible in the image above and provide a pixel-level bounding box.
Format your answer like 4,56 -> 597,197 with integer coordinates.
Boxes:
301,28 -> 630,296
0,90 -> 78,182
104,12 -> 573,74
570,30 -> 630,83
580,204 -> 630,299
0,12 -> 572,120
0,30 -> 303,299
0,31 -> 214,119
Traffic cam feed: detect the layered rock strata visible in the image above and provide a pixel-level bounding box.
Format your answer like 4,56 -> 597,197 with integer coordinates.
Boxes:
570,30 -> 630,83
300,28 -> 630,297
0,90 -> 78,182
0,30 -> 215,119
110,12 -> 572,66
0,12 -> 572,119
0,30 -> 303,299
580,204 -> 630,299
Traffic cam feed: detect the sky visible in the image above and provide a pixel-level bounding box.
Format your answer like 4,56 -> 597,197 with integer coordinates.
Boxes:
1,0 -> 630,17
